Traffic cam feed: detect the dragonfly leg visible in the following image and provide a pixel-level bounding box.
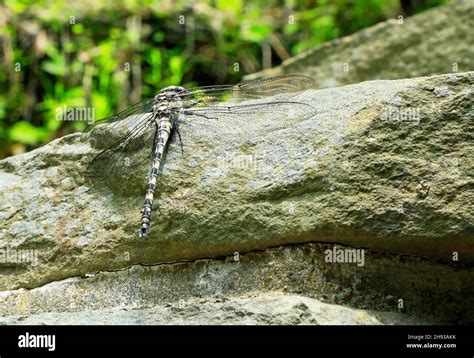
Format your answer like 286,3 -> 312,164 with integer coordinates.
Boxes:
173,122 -> 184,153
182,111 -> 218,121
182,99 -> 204,108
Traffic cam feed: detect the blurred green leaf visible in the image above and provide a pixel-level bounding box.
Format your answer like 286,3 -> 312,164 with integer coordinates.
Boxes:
310,15 -> 339,43
153,31 -> 165,43
8,121 -> 46,145
72,23 -> 84,35
91,91 -> 111,120
42,57 -> 67,77
241,23 -> 272,43
216,0 -> 242,12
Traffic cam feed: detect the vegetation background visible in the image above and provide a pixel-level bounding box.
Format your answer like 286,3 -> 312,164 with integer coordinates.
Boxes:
0,0 -> 447,158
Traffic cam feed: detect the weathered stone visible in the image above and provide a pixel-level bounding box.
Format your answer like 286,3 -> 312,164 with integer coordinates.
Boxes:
0,72 -> 473,295
245,0 -> 473,87
0,242 -> 467,323
0,292 -> 439,325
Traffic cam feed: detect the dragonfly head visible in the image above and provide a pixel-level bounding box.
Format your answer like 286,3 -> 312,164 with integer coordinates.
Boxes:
158,86 -> 186,98
155,86 -> 186,104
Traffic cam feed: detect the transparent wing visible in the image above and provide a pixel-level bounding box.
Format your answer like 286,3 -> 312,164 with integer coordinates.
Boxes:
176,101 -> 317,149
85,98 -> 155,130
85,112 -> 156,195
85,74 -> 314,129
179,74 -> 315,107
160,100 -> 317,179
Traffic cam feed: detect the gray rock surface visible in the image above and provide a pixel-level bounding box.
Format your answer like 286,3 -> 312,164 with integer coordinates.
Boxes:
0,242 -> 470,323
0,292 -> 438,325
245,0 -> 473,88
0,72 -> 473,294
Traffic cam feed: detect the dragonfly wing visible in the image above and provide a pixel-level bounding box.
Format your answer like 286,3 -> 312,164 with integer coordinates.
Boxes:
179,74 -> 315,106
85,112 -> 156,196
85,98 -> 155,131
176,101 -> 317,149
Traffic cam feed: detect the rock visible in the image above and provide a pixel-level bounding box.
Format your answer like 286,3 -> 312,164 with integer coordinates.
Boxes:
0,71 -> 473,295
244,0 -> 474,87
0,292 -> 439,325
0,242 -> 465,323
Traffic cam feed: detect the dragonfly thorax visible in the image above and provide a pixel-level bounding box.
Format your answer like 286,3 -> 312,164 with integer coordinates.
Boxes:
155,86 -> 186,100
152,86 -> 186,117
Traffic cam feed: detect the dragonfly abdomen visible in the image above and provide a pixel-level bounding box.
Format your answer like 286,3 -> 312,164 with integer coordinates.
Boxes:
138,115 -> 174,238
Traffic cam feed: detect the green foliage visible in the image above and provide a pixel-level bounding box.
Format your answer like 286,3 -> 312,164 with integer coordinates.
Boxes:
8,121 -> 47,145
0,0 -> 449,158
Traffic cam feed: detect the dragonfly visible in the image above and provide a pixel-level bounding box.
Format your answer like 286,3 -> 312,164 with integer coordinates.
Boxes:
85,74 -> 317,238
